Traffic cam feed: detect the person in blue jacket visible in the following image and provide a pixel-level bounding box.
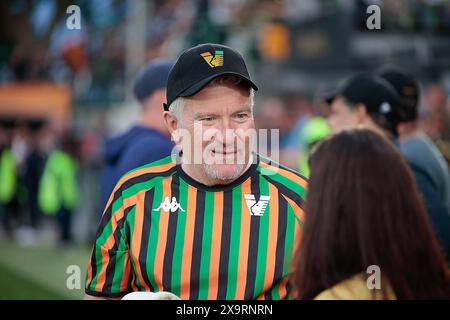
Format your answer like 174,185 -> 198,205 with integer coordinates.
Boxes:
99,59 -> 175,212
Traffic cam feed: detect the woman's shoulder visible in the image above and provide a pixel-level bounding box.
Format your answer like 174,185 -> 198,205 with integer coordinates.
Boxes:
314,274 -> 396,300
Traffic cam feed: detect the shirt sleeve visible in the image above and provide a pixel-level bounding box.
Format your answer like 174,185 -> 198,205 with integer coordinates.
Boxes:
85,184 -> 133,298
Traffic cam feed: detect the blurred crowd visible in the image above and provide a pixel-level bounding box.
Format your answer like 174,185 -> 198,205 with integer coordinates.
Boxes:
0,0 -> 449,250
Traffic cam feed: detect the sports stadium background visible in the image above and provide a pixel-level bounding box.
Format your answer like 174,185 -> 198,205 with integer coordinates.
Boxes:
0,0 -> 449,299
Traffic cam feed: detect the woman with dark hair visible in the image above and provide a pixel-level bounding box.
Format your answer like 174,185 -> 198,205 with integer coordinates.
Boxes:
293,128 -> 450,299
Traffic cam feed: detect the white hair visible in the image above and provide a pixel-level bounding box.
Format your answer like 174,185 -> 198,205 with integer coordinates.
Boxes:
168,96 -> 185,125
168,76 -> 255,126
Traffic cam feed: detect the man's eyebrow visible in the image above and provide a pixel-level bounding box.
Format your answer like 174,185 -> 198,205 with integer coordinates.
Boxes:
193,106 -> 252,118
232,106 -> 252,114
193,112 -> 220,118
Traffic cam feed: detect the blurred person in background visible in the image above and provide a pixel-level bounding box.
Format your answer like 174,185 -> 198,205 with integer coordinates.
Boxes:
38,133 -> 79,247
293,128 -> 450,300
326,73 -> 450,258
421,84 -> 450,166
22,120 -> 46,230
281,95 -> 315,170
0,122 -> 17,239
297,117 -> 330,178
255,96 -> 294,167
99,59 -> 175,212
376,67 -> 450,213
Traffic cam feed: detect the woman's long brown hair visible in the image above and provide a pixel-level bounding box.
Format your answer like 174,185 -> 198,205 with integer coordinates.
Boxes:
293,128 -> 450,299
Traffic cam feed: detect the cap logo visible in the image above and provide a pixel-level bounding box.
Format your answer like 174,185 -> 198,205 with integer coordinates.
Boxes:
200,50 -> 224,68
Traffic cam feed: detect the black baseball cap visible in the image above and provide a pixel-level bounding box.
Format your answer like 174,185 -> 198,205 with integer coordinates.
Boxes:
133,58 -> 174,102
376,66 -> 419,122
163,43 -> 258,111
325,73 -> 402,134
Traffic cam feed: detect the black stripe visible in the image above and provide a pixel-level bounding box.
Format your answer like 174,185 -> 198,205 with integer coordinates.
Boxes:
139,188 -> 155,291
263,175 -> 305,211
189,190 -> 206,300
125,222 -> 133,292
103,206 -> 134,293
102,251 -> 117,294
88,247 -> 97,290
244,175 -> 262,299
96,167 -> 177,239
162,174 -> 180,291
272,192 -> 288,299
217,189 -> 233,299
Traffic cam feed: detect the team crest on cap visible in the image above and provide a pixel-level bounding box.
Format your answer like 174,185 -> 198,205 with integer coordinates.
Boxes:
200,50 -> 224,68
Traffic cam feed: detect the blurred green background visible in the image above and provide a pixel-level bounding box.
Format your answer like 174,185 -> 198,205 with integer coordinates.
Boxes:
0,242 -> 89,299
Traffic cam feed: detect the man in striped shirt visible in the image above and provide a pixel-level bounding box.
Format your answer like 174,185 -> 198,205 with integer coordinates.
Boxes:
85,43 -> 306,300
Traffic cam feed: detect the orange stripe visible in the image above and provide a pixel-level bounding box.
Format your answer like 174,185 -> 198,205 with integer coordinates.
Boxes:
153,176 -> 172,292
95,214 -> 119,291
180,186 -> 197,299
130,195 -> 151,291
257,182 -> 279,299
208,191 -> 224,299
102,162 -> 175,217
235,178 -> 253,299
86,247 -> 94,286
260,162 -> 308,189
120,251 -> 132,291
282,195 -> 306,224
278,276 -> 289,299
130,269 -> 138,291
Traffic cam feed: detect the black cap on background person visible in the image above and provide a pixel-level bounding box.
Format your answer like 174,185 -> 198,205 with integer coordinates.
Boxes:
325,73 -> 403,135
376,66 -> 420,122
164,43 -> 258,110
133,58 -> 175,102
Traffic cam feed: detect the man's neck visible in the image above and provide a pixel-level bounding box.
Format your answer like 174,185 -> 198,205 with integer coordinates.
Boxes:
139,109 -> 169,137
397,121 -> 420,142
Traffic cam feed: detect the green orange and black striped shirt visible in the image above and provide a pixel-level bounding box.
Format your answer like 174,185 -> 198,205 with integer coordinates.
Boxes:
85,154 -> 307,299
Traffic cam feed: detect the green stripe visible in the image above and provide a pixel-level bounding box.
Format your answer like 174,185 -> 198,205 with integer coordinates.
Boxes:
283,203 -> 295,276
198,192 -> 215,299
144,179 -> 164,292
253,176 -> 270,298
111,206 -> 136,292
170,179 -> 189,297
127,207 -> 144,289
257,166 -> 306,199
270,202 -> 296,300
226,186 -> 243,300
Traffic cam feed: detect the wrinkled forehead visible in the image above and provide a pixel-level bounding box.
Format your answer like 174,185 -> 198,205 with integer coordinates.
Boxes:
185,85 -> 253,115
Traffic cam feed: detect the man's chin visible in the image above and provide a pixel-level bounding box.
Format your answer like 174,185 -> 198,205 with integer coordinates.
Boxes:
203,163 -> 246,182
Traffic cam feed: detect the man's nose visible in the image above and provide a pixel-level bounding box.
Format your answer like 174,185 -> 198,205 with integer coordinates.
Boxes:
214,118 -> 237,143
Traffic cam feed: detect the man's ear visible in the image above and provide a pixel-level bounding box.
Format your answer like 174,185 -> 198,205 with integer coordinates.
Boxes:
163,111 -> 180,143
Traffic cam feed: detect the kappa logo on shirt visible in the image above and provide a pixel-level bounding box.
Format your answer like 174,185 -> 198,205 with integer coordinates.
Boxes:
154,197 -> 185,213
244,194 -> 270,216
